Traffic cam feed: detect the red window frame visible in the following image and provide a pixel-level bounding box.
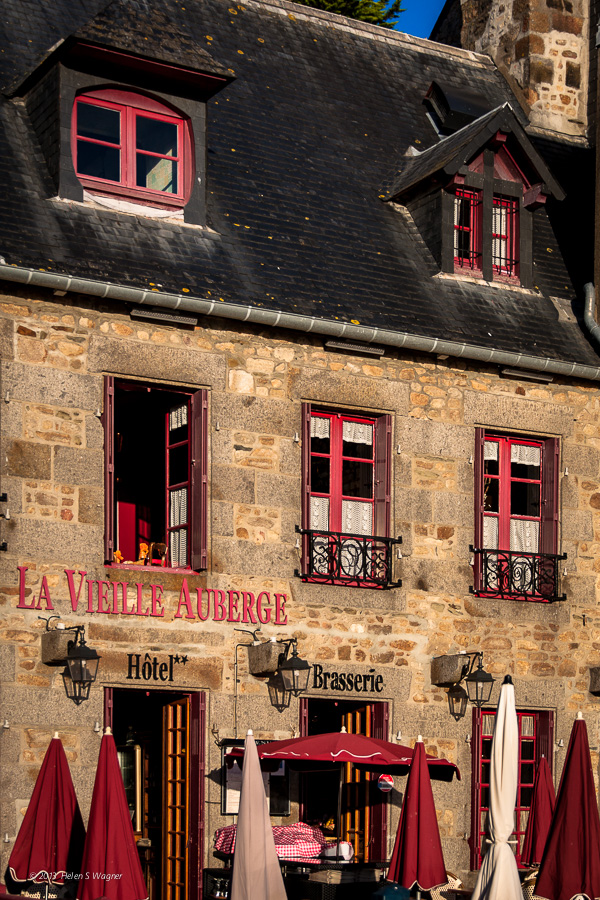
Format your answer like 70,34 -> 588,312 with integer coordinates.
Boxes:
72,89 -> 194,208
454,188 -> 481,272
470,708 -> 554,869
103,378 -> 208,572
492,194 -> 519,279
473,429 -> 559,601
301,405 -> 392,586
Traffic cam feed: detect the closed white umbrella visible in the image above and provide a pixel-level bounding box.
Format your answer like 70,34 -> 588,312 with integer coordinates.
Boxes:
471,675 -> 522,900
230,730 -> 287,900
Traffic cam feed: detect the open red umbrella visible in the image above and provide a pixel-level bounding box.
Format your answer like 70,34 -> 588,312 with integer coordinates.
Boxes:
386,738 -> 446,896
521,755 -> 556,868
228,731 -> 460,780
77,728 -> 147,900
535,713 -> 600,900
7,733 -> 85,895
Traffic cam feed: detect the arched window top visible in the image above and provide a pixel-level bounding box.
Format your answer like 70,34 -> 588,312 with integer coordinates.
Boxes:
72,88 -> 194,209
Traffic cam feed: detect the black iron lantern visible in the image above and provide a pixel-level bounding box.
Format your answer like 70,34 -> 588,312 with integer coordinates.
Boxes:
279,644 -> 311,697
62,630 -> 101,705
267,672 -> 292,712
465,655 -> 494,709
447,683 -> 469,721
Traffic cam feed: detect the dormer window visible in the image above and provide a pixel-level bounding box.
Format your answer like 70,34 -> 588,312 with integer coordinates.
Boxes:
72,89 -> 194,209
453,187 -> 519,279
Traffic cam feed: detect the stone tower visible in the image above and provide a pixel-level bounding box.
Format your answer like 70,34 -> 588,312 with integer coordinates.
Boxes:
431,0 -> 591,139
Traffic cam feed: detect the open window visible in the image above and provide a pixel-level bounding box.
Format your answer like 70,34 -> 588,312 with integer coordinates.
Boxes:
73,89 -> 194,209
472,429 -> 564,602
298,405 -> 400,588
104,378 -> 208,570
471,708 -> 553,869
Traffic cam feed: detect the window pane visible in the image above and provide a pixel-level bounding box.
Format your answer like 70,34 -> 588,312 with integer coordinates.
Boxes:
169,404 -> 188,444
77,140 -> 120,182
484,457 -> 499,476
136,155 -> 178,193
343,438 -> 373,460
520,763 -> 534,784
511,481 -> 540,517
77,104 -> 120,144
311,436 -> 330,454
512,462 -> 540,479
520,741 -> 534,760
311,457 -> 329,494
484,477 -> 498,512
136,116 -> 178,156
342,460 -> 372,499
169,444 -> 188,485
520,786 -> 533,808
482,737 -> 493,757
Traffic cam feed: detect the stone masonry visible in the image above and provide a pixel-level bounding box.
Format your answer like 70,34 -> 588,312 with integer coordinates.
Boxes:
2,288 -> 600,885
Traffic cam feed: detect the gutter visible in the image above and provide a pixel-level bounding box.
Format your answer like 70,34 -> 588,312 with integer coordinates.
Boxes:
2,260 -> 600,383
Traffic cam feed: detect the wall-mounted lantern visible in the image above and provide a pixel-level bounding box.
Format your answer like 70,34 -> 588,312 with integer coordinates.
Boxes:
40,617 -> 101,705
431,651 -> 494,721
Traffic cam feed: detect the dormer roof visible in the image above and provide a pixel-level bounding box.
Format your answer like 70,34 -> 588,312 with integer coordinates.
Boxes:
384,103 -> 565,202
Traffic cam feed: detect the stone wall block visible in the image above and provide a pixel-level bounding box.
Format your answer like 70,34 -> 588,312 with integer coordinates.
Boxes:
78,486 -> 103,526
212,501 -> 234,537
211,537 -> 294,580
290,580 -> 404,613
255,472 -> 301,510
7,519 -> 103,564
0,644 -> 15,682
290,368 -> 408,414
562,443 -> 600,476
433,492 -> 473,529
279,438 -> 301,476
2,361 -> 101,410
395,419 -> 472,460
562,508 -> 594,542
54,447 -> 103,486
463,392 -> 573,435
6,441 -> 51,479
85,415 -> 104,450
0,317 -> 14,361
211,466 -> 255,504
88,335 -> 227,390
395,488 -> 433,525
403,559 -> 472,596
212,394 -> 298,436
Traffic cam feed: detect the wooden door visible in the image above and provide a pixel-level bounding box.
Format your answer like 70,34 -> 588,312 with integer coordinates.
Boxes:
163,697 -> 190,900
342,706 -> 372,861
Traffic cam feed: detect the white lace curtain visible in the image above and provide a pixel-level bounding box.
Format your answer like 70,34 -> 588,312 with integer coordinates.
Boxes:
169,403 -> 188,431
310,496 -> 329,530
483,516 -> 539,553
342,500 -> 372,535
484,441 -> 498,461
511,444 -> 540,468
311,416 -> 330,440
343,421 -> 372,445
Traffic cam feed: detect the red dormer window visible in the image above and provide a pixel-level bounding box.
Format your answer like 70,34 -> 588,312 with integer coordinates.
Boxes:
72,89 -> 194,208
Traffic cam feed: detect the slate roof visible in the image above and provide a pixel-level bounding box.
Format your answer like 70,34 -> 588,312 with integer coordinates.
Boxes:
0,0 -> 597,369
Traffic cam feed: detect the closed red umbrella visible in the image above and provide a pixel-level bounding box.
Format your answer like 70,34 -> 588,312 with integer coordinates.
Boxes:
536,713 -> 600,900
521,756 -> 556,868
386,738 -> 447,895
77,729 -> 147,900
7,733 -> 84,894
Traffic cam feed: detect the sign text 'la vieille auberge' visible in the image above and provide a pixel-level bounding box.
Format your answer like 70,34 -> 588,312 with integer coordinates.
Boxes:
15,567 -> 288,624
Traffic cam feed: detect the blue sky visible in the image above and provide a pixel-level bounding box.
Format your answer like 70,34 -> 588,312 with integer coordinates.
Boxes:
395,0 -> 446,37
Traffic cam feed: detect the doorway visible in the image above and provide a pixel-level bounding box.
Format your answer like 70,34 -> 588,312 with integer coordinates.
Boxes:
300,698 -> 388,862
105,688 -> 205,900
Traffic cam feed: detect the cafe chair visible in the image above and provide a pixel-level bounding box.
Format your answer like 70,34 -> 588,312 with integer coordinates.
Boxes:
429,872 -> 463,900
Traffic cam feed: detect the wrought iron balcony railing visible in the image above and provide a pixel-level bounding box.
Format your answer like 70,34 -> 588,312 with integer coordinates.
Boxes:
295,526 -> 402,589
470,546 -> 566,603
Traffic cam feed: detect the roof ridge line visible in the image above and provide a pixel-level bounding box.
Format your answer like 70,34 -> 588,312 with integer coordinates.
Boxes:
240,0 -> 497,67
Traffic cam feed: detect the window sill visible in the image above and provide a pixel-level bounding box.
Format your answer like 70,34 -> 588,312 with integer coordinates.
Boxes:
436,271 -> 536,295
50,195 -> 221,235
106,562 -> 198,576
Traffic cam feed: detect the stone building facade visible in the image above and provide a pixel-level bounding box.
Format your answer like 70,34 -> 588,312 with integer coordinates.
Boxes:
1,0 -> 600,895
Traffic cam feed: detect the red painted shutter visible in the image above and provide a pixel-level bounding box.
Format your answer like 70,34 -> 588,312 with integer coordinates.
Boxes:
370,702 -> 389,860
103,377 -> 115,563
540,437 -> 559,555
536,710 -> 554,772
374,415 -> 392,537
103,686 -> 113,729
473,428 -> 485,591
190,390 -> 208,572
189,692 -> 206,900
301,404 -> 312,572
470,706 -> 484,870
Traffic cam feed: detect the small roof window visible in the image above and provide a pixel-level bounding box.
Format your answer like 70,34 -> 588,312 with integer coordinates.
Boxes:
425,81 -> 491,136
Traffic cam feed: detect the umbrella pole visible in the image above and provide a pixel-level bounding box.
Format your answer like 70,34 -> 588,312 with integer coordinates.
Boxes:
336,764 -> 343,864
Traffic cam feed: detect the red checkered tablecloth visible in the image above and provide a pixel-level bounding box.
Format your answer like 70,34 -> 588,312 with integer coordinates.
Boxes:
214,822 -> 326,859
